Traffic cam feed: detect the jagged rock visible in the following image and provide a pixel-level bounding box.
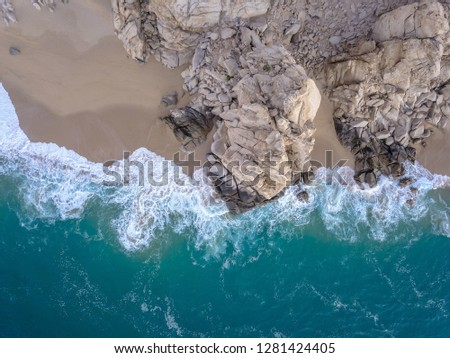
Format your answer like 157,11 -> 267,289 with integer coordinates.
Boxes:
0,0 -> 17,24
161,92 -> 178,107
161,107 -> 213,152
112,0 -> 270,67
221,28 -> 236,40
399,177 -> 413,187
183,44 -> 321,211
351,119 -> 368,128
376,130 -> 391,140
410,125 -> 425,139
296,190 -> 309,203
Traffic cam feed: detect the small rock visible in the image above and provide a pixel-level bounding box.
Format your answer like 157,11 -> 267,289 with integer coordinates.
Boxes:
375,130 -> 391,140
221,28 -> 236,39
296,190 -> 309,203
394,126 -> 408,143
329,36 -> 342,45
365,172 -> 377,188
9,47 -> 20,56
284,23 -> 301,37
209,32 -> 219,41
218,93 -> 231,103
160,92 -> 178,107
399,177 -> 413,187
350,119 -> 369,128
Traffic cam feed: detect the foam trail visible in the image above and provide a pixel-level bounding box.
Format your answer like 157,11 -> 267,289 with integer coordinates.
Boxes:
0,83 -> 449,254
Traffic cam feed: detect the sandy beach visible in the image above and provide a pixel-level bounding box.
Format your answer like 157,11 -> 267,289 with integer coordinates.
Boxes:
0,0 -> 448,176
0,0 -> 188,164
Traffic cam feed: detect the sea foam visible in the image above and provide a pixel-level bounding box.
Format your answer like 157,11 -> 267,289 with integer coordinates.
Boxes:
0,83 -> 449,254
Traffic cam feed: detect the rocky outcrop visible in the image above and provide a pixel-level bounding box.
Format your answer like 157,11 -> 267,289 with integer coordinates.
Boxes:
325,0 -> 450,187
178,28 -> 320,211
161,107 -> 213,152
111,0 -> 270,67
0,0 -> 16,24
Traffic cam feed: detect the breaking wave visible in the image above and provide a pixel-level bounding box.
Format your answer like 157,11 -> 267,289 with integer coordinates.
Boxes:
1,84 -> 449,255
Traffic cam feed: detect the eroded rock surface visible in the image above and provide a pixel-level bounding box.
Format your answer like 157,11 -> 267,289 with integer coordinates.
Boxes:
112,0 -> 270,67
325,0 -> 450,186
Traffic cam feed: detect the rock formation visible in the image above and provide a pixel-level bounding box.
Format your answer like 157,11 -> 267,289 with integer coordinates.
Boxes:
161,107 -> 213,152
127,0 -> 318,211
111,0 -> 270,67
180,32 -> 320,211
325,0 -> 450,186
0,0 -> 16,24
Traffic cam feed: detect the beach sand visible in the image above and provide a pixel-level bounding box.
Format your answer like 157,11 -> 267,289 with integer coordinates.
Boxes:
416,125 -> 450,177
0,0 -> 448,177
0,0 -> 188,164
311,94 -> 354,170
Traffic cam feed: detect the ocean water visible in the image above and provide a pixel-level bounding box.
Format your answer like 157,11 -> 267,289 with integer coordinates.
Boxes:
0,84 -> 449,338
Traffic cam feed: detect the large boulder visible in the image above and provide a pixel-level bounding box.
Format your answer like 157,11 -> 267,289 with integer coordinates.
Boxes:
373,1 -> 449,42
181,41 -> 320,211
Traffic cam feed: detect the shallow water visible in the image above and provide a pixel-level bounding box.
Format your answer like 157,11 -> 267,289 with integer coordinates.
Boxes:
0,84 -> 449,337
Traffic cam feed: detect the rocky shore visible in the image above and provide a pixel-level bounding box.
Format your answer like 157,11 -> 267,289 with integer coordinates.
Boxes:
2,0 -> 449,212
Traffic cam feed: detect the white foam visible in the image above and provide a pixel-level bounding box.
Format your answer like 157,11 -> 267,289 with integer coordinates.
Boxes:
0,83 -> 449,253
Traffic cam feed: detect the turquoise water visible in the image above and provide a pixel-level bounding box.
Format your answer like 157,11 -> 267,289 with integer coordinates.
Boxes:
1,84 -> 449,337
